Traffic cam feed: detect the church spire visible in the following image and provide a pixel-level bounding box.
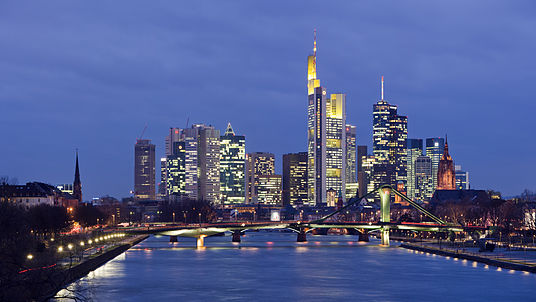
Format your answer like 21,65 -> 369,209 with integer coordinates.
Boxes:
73,149 -> 82,202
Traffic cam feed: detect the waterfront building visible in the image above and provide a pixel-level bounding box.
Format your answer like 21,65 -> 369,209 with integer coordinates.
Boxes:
406,139 -> 423,200
345,182 -> 359,200
425,137 -> 445,191
246,152 -> 275,204
414,155 -> 434,202
196,124 -> 221,203
220,123 -> 246,204
307,31 -> 346,206
256,175 -> 282,205
134,139 -> 156,200
437,137 -> 456,190
455,165 -> 470,190
372,77 -> 407,189
1,182 -> 76,209
282,152 -> 308,206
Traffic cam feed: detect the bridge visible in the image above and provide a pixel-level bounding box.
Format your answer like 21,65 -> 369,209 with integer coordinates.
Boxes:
123,185 -> 486,248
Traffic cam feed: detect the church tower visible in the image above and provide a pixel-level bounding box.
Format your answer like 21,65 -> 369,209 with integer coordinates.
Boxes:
73,150 -> 82,202
436,136 -> 456,190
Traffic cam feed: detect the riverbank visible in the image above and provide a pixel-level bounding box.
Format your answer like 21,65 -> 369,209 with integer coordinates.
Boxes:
41,234 -> 149,301
400,242 -> 536,273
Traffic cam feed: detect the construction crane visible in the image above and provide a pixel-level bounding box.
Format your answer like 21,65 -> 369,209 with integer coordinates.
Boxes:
138,124 -> 148,141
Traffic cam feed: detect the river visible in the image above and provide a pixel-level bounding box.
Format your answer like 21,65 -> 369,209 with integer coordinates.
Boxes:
57,232 -> 536,301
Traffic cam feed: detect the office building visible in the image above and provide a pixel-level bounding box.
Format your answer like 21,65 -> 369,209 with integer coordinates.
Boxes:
414,156 -> 434,202
256,175 -> 282,205
307,31 -> 346,206
426,137 -> 445,191
357,145 -> 368,196
220,123 -> 246,204
166,142 -> 186,197
134,139 -> 155,200
455,165 -> 470,190
345,124 -> 357,184
246,152 -> 275,204
406,138 -> 424,200
197,124 -> 221,203
282,152 -> 308,206
372,77 -> 407,189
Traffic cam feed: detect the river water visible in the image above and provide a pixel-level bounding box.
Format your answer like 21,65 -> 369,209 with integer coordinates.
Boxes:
58,232 -> 536,301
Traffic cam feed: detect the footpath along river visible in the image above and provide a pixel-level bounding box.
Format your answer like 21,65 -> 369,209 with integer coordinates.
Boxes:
56,232 -> 536,301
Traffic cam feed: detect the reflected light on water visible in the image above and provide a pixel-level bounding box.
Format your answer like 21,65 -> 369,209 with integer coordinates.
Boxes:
472,262 -> 478,268
296,247 -> 308,253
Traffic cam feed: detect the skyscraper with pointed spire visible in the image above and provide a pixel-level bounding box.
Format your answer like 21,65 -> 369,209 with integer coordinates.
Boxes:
371,77 -> 407,192
437,136 -> 456,190
307,30 -> 346,206
220,123 -> 245,204
73,150 -> 82,202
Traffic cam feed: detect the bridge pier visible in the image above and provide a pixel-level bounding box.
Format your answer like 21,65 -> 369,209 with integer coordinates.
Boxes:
232,231 -> 241,243
196,235 -> 206,248
358,230 -> 369,242
297,230 -> 307,242
169,235 -> 178,243
380,186 -> 391,246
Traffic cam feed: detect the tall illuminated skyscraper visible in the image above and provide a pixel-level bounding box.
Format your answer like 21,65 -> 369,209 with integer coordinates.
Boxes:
414,155 -> 434,201
220,123 -> 245,204
345,124 -> 357,184
166,142 -> 186,197
196,124 -> 221,203
134,139 -> 155,199
307,31 -> 346,206
406,138 -> 423,200
372,77 -> 407,190
246,152 -> 275,204
426,137 -> 445,191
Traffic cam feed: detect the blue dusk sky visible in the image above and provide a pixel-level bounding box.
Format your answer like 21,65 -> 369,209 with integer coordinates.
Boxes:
1,1 -> 535,199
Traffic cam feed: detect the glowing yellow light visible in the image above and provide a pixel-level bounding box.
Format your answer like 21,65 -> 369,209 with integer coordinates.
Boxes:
58,246 -> 63,252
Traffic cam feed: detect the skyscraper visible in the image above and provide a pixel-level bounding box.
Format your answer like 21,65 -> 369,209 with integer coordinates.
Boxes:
357,145 -> 368,196
372,77 -> 407,190
197,124 -> 221,203
73,150 -> 82,202
256,175 -> 282,205
246,152 -> 275,204
134,139 -> 156,200
345,124 -> 357,184
182,127 -> 199,200
165,128 -> 182,157
166,142 -> 186,197
220,123 -> 245,204
425,137 -> 445,191
455,165 -> 470,190
282,152 -> 308,206
437,137 -> 456,190
307,31 -> 346,206
406,138 -> 424,200
414,155 -> 434,201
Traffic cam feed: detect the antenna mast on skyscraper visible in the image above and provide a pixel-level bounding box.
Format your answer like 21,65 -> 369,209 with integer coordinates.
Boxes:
381,76 -> 384,101
313,28 -> 317,57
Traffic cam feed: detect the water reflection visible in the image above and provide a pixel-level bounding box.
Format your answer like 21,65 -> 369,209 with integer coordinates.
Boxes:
54,233 -> 536,301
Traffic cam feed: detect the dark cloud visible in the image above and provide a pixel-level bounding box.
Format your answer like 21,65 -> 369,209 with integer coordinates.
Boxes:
1,0 -> 535,198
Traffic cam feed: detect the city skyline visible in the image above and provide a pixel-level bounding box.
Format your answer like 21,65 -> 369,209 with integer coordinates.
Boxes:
1,1 -> 535,198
